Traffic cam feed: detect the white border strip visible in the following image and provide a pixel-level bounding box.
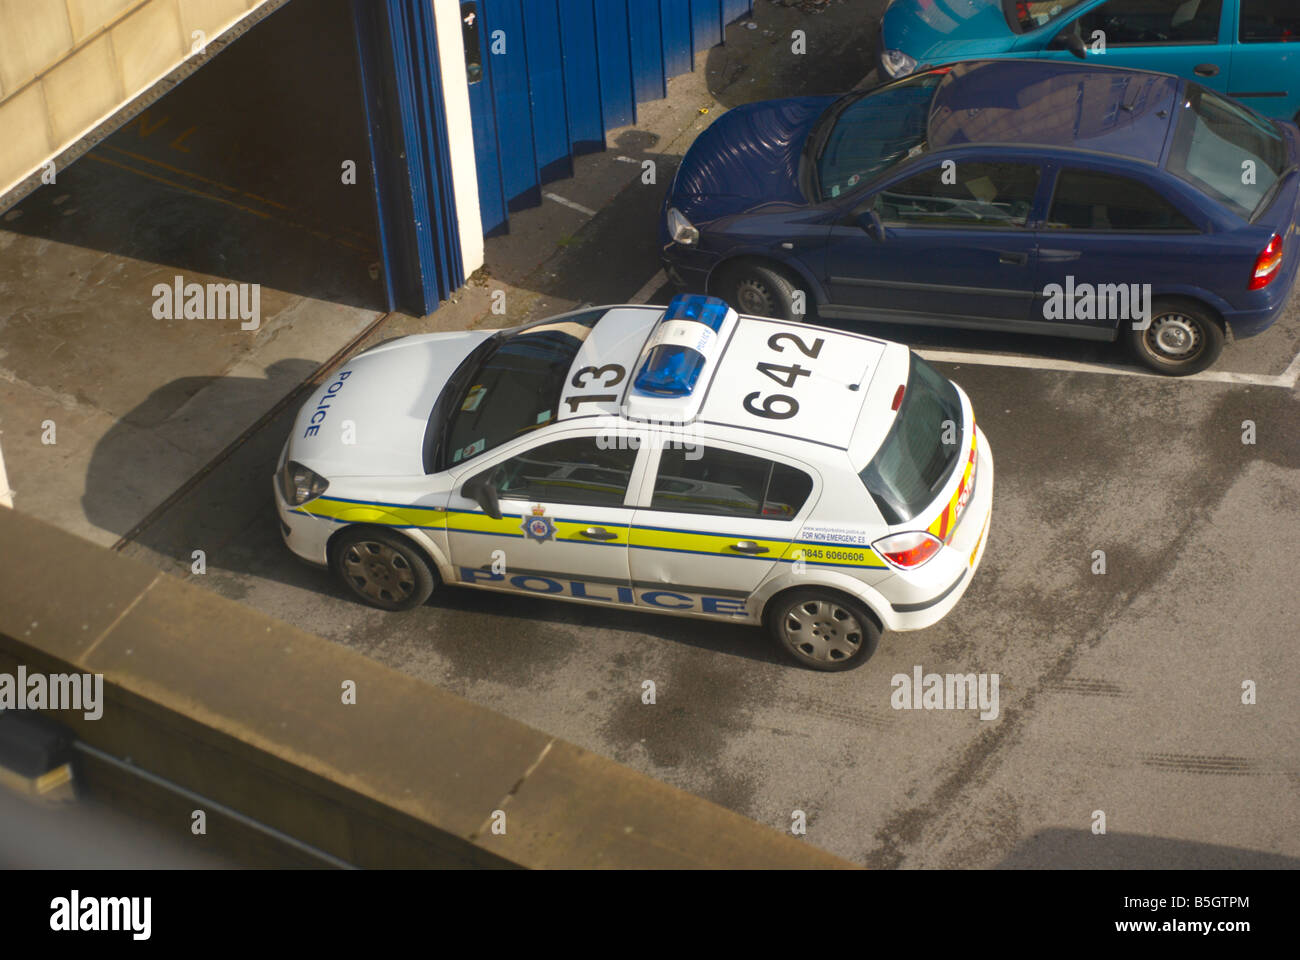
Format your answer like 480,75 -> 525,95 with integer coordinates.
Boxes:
543,192 -> 596,217
628,269 -> 668,306
914,347 -> 1300,389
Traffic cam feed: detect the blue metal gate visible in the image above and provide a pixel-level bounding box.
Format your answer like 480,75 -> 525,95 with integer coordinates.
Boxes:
463,0 -> 752,236
354,0 -> 465,315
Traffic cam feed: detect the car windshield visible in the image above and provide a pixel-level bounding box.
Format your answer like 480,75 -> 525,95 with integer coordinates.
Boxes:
815,71 -> 946,201
438,310 -> 606,469
1166,86 -> 1287,220
1003,0 -> 1087,33
859,354 -> 962,525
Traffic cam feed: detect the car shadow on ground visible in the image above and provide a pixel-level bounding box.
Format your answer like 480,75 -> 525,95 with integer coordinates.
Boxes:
82,360 -> 319,545
996,828 -> 1300,869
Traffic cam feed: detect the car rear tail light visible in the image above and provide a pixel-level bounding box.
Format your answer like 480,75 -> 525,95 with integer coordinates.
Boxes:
872,531 -> 943,570
1249,234 -> 1283,291
891,384 -> 906,411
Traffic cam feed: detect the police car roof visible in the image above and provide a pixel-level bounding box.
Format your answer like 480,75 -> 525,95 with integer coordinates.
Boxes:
557,304 -> 896,452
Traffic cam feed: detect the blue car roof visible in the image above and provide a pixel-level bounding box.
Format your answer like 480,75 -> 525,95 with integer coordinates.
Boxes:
929,60 -> 1182,165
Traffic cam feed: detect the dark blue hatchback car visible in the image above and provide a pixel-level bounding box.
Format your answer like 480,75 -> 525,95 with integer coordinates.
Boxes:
660,59 -> 1300,374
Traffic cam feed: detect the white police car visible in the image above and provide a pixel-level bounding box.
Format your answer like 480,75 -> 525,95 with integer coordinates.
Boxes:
275,295 -> 993,670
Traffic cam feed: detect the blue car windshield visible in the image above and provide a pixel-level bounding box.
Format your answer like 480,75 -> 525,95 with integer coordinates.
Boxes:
1003,0 -> 1087,33
816,72 -> 945,201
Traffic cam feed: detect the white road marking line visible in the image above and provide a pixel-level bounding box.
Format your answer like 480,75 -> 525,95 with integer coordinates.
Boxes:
543,192 -> 596,217
914,347 -> 1300,388
614,155 -> 641,164
628,269 -> 668,305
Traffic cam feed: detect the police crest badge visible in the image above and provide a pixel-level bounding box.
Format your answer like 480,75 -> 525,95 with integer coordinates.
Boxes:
521,504 -> 556,543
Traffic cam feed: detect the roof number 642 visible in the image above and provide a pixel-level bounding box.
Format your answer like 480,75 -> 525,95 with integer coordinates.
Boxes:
743,332 -> 825,420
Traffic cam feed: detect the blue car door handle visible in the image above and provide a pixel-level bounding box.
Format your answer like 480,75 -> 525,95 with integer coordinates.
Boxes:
1039,248 -> 1082,263
1194,63 -> 1219,78
998,251 -> 1029,266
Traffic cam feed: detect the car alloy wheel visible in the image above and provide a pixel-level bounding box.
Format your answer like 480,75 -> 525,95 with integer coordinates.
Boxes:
768,589 -> 878,671
331,527 -> 436,611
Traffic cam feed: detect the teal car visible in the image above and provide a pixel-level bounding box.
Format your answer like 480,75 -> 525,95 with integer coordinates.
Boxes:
878,1 -> 1300,121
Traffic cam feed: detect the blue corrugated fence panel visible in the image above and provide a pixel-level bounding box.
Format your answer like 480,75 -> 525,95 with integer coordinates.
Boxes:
483,0 -> 542,210
557,0 -> 606,154
690,0 -> 722,53
723,0 -> 750,25
467,0 -> 752,236
522,1 -> 573,183
660,0 -> 692,79
627,0 -> 666,104
593,0 -> 636,130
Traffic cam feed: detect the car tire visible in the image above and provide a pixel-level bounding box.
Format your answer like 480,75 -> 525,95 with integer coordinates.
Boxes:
765,589 -> 880,671
1127,298 -> 1224,376
721,262 -> 806,321
330,527 -> 436,611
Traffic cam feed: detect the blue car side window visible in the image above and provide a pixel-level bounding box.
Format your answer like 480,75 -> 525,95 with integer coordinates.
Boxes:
875,162 -> 1040,228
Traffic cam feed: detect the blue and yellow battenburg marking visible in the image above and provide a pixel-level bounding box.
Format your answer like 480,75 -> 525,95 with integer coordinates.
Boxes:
297,499 -> 888,569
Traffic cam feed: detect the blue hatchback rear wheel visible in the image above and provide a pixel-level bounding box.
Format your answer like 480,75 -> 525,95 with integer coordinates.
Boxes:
1128,298 -> 1224,376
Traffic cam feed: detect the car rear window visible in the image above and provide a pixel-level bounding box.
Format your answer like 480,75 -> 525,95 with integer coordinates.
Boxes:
1239,1 -> 1300,42
859,355 -> 963,526
1166,86 -> 1287,219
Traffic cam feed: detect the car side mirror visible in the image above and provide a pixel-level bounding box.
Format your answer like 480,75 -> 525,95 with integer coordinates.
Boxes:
1056,27 -> 1087,59
858,208 -> 886,241
461,474 -> 502,520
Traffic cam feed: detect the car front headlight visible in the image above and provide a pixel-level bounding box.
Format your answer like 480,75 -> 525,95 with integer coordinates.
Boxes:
880,49 -> 916,79
281,460 -> 329,506
666,206 -> 700,246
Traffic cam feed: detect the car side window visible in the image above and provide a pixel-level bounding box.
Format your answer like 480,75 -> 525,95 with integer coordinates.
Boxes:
1046,169 -> 1198,231
1077,0 -> 1223,45
484,436 -> 637,508
875,162 -> 1040,229
1239,0 -> 1300,42
650,447 -> 813,520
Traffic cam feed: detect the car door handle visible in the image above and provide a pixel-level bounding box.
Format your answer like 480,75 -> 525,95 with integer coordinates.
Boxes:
728,540 -> 769,554
998,251 -> 1029,265
579,527 -> 619,541
1194,63 -> 1219,77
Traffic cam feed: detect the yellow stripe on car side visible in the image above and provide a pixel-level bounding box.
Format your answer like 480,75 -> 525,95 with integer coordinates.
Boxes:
300,501 -> 887,569
301,497 -> 446,528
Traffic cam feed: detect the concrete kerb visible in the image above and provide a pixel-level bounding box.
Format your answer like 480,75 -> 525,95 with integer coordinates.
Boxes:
0,507 -> 856,869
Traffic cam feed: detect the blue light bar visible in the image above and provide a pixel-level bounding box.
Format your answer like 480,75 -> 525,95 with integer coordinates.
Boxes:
634,346 -> 707,396
631,295 -> 732,397
663,293 -> 729,332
